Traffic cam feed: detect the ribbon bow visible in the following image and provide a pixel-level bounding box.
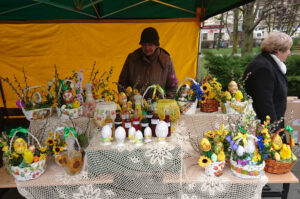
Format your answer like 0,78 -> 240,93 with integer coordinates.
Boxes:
238,125 -> 247,134
102,137 -> 112,142
145,135 -> 152,139
128,135 -> 135,140
285,125 -> 295,146
9,127 -> 28,138
233,132 -> 248,146
158,137 -> 166,141
64,127 -> 78,140
150,84 -> 165,99
59,79 -> 68,91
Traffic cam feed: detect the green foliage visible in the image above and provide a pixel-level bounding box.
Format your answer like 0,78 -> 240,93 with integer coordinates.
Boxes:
291,37 -> 300,52
202,52 -> 300,98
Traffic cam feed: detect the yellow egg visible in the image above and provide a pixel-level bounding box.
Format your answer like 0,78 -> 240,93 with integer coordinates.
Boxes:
13,138 -> 28,154
23,149 -> 34,164
214,142 -> 224,154
200,138 -> 211,152
272,134 -> 283,151
217,151 -> 226,161
72,99 -> 81,108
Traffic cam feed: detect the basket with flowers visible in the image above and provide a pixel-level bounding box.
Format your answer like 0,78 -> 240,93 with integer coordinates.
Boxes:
176,77 -> 204,115
200,75 -> 223,112
2,128 -> 47,181
225,113 -> 270,179
191,124 -> 228,177
263,122 -> 297,174
45,127 -> 83,175
1,68 -> 55,121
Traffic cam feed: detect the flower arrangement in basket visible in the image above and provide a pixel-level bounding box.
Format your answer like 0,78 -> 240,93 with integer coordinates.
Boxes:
1,128 -> 47,181
199,75 -> 223,112
45,127 -> 83,175
190,124 -> 228,177
142,84 -> 180,123
263,122 -> 297,174
1,68 -> 55,121
225,112 -> 269,179
55,69 -> 84,120
175,77 -> 204,115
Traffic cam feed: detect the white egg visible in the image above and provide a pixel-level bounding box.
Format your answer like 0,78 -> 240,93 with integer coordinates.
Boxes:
244,139 -> 256,154
101,125 -> 112,145
115,126 -> 126,146
155,121 -> 168,138
236,145 -> 245,156
144,127 -> 152,143
128,127 -> 136,143
135,130 -> 143,146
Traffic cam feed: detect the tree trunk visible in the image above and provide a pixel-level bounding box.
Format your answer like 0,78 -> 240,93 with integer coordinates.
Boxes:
241,3 -> 255,56
232,8 -> 239,55
217,14 -> 224,50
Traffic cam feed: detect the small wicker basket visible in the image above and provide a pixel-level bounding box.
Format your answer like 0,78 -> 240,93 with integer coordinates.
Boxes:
200,75 -> 219,113
264,128 -> 295,174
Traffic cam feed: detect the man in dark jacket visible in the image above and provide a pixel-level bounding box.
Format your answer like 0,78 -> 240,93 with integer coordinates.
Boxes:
244,31 -> 292,130
118,27 -> 178,99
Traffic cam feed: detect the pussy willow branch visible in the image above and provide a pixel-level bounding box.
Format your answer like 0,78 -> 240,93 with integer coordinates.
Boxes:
0,77 -> 22,99
89,61 -> 96,82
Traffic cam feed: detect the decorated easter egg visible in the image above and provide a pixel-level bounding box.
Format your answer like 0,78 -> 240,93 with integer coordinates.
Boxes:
63,90 -> 74,104
155,121 -> 168,138
128,127 -> 136,138
236,145 -> 245,156
217,151 -> 226,161
213,142 -> 224,154
272,134 -> 283,151
135,130 -> 143,141
200,138 -> 211,152
13,138 -> 28,154
144,127 -> 152,138
211,153 -> 218,162
72,99 -> 81,108
274,152 -> 281,161
101,125 -> 112,139
115,126 -> 126,141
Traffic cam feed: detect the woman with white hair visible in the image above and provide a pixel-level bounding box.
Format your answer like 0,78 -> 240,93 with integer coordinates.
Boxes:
243,31 -> 293,130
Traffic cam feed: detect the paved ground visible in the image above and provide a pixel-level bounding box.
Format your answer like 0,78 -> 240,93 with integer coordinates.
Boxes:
1,146 -> 299,199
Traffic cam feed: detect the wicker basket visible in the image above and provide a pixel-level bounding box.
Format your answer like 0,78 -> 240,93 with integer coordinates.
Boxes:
264,128 -> 295,174
9,128 -> 47,181
176,77 -> 200,115
200,75 -> 219,113
21,86 -> 53,121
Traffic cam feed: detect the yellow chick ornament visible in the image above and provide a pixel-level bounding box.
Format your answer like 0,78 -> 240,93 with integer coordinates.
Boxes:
280,144 -> 292,160
23,149 -> 34,164
13,138 -> 28,154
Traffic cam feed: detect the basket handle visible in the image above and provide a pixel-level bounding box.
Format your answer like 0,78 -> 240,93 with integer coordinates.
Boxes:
57,79 -> 76,108
9,128 -> 42,154
203,75 -> 213,84
176,77 -> 198,94
141,84 -> 165,107
54,127 -> 81,151
272,128 -> 294,148
234,134 -> 257,145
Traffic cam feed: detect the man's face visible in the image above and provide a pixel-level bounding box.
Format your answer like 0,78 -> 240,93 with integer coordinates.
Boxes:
141,43 -> 158,56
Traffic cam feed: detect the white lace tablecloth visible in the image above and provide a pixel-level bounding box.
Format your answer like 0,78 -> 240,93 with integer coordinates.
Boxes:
16,111 -> 267,199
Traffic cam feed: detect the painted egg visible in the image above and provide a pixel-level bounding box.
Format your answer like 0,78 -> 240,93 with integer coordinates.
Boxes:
144,127 -> 152,138
213,142 -> 224,154
115,126 -> 126,140
244,139 -> 256,154
211,153 -> 218,162
101,125 -> 112,138
274,152 -> 281,161
155,121 -> 168,138
236,145 -> 245,156
272,134 -> 283,151
13,138 -> 28,154
72,99 -> 81,108
200,138 -> 211,152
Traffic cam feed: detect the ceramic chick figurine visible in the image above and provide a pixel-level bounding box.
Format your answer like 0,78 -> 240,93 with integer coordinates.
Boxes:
228,81 -> 243,102
134,130 -> 143,146
115,126 -> 126,146
101,125 -> 112,146
144,127 -> 152,143
155,121 -> 168,143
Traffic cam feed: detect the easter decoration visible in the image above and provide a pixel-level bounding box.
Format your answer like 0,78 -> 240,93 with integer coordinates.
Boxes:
155,121 -> 169,144
263,119 -> 297,174
115,126 -> 126,146
195,125 -> 228,177
144,127 -> 152,143
101,125 -> 113,146
2,128 -> 47,181
200,75 -> 222,112
1,68 -> 54,121
220,79 -> 253,114
176,77 -> 204,115
134,130 -> 144,146
56,69 -> 84,120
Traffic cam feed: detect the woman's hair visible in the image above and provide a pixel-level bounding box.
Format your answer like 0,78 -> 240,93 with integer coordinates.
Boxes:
261,31 -> 293,54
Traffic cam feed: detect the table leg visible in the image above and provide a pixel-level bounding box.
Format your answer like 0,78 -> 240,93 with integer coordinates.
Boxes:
281,183 -> 290,199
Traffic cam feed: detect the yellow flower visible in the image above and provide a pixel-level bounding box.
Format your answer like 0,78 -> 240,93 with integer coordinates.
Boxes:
223,91 -> 232,101
233,90 -> 243,101
45,137 -> 55,146
205,130 -> 214,138
208,90 -> 216,99
40,146 -> 47,152
39,153 -> 47,160
261,128 -> 268,134
53,146 -> 62,155
11,152 -> 19,158
200,95 -> 207,103
2,145 -> 8,153
49,132 -> 54,138
198,156 -> 211,167
252,150 -> 261,162
201,82 -> 211,94
264,137 -> 271,146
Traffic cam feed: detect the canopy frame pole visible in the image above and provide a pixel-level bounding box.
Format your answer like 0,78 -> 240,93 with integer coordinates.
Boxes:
0,2 -> 41,16
101,0 -> 149,18
32,0 -> 97,18
196,27 -> 203,80
82,0 -> 103,10
151,0 -> 195,14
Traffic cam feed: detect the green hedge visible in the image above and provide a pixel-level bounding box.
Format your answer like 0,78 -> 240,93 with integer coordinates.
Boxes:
202,51 -> 300,98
